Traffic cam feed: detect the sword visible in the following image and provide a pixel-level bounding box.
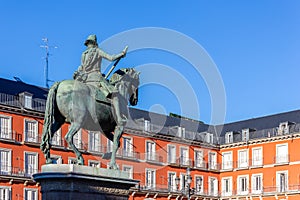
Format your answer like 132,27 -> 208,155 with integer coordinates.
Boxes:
105,46 -> 128,79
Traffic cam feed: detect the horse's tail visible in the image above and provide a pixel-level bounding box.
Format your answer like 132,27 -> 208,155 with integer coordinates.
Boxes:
40,81 -> 60,155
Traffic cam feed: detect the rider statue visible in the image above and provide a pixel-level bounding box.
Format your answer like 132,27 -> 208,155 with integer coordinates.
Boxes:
73,34 -> 128,125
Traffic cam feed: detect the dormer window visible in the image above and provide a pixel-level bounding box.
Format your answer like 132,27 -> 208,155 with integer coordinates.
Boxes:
206,133 -> 213,144
225,131 -> 233,144
144,120 -> 150,132
278,122 -> 289,135
178,127 -> 186,138
242,129 -> 249,142
19,92 -> 33,109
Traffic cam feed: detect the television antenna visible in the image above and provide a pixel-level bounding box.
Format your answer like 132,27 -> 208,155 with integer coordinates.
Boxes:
40,38 -> 58,88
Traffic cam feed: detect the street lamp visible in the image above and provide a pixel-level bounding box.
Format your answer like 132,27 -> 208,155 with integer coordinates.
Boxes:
175,167 -> 195,200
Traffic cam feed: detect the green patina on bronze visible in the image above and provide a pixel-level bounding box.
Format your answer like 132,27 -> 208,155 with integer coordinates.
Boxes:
40,34 -> 140,170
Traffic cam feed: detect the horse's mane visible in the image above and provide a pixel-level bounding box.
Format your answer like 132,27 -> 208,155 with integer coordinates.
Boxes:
109,68 -> 137,85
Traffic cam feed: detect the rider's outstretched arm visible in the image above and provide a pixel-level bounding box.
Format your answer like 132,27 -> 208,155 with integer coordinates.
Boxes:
97,48 -> 125,61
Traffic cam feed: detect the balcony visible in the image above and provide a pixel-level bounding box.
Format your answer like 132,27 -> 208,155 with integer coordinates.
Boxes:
0,92 -> 46,112
0,166 -> 32,179
145,153 -> 164,164
0,131 -> 22,143
194,160 -> 207,169
117,149 -> 140,160
274,155 -> 289,165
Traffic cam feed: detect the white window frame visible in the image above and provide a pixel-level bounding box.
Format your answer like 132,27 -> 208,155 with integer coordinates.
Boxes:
24,94 -> 33,109
222,151 -> 233,170
68,157 -> 77,164
123,165 -> 133,179
276,143 -> 289,164
24,119 -> 38,143
179,172 -> 186,191
252,173 -> 263,194
278,122 -> 289,135
276,170 -> 288,193
145,168 -> 156,189
208,176 -> 218,196
221,176 -> 232,196
225,131 -> 233,143
206,133 -> 214,144
51,128 -> 61,146
195,175 -> 204,194
178,126 -> 185,138
146,141 -> 156,161
24,188 -> 38,200
107,138 -> 113,152
194,149 -> 204,168
50,155 -> 62,164
237,175 -> 249,195
168,171 -> 177,192
72,128 -> 82,149
238,149 -> 248,168
242,129 -> 250,142
180,146 -> 189,166
208,151 -> 217,170
252,147 -> 263,167
0,148 -> 12,175
0,115 -> 12,139
24,151 -> 38,176
144,119 -> 150,132
123,136 -> 133,157
88,160 -> 101,168
0,186 -> 11,200
167,144 -> 176,164
88,131 -> 100,152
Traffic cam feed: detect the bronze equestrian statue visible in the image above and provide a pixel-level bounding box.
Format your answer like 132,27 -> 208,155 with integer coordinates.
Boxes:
40,34 -> 140,169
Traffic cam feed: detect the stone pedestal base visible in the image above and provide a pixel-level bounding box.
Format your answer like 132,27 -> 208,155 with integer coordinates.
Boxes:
33,164 -> 139,200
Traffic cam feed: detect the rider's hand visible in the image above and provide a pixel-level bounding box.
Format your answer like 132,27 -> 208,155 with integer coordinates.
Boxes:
122,46 -> 128,57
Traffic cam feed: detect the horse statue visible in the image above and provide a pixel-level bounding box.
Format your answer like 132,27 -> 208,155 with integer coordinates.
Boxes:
40,68 -> 140,169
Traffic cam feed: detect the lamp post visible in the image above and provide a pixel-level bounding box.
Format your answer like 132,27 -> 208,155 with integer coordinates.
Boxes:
175,167 -> 195,200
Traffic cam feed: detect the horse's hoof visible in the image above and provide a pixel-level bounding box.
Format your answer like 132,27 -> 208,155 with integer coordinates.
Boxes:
108,163 -> 119,170
77,157 -> 84,165
46,158 -> 52,164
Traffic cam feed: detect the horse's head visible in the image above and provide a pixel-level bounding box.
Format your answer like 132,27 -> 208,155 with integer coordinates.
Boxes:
110,68 -> 140,106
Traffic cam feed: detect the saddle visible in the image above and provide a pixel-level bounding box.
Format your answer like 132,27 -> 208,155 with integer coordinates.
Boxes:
86,84 -> 112,106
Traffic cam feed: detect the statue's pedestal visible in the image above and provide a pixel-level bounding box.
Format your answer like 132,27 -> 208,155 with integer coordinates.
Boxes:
33,164 -> 139,200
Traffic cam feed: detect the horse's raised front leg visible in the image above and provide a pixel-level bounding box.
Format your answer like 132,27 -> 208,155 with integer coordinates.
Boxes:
65,123 -> 84,165
109,125 -> 124,170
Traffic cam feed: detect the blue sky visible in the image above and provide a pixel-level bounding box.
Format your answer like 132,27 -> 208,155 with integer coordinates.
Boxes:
0,1 -> 300,124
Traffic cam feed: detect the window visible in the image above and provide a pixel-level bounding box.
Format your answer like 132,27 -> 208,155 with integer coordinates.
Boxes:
167,145 -> 176,164
222,151 -> 232,170
209,177 -> 218,196
50,155 -> 62,164
252,174 -> 262,194
206,133 -> 214,144
276,143 -> 288,163
145,169 -> 156,189
195,176 -> 203,194
144,120 -> 150,132
146,141 -> 156,161
178,127 -> 185,138
0,115 -> 12,139
89,131 -> 100,152
168,172 -> 176,192
24,188 -> 38,200
242,129 -> 249,142
68,157 -> 77,164
123,165 -> 133,179
51,128 -> 61,146
88,160 -> 100,168
278,122 -> 289,135
179,173 -> 186,190
107,139 -> 113,152
0,186 -> 11,200
252,147 -> 263,166
276,171 -> 288,193
225,132 -> 233,143
24,120 -> 38,143
195,150 -> 204,168
180,147 -> 189,166
123,137 -> 133,157
73,129 -> 82,149
222,177 -> 232,196
238,149 -> 248,168
24,94 -> 32,109
24,152 -> 38,176
0,149 -> 11,174
237,175 -> 249,195
208,152 -> 217,170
